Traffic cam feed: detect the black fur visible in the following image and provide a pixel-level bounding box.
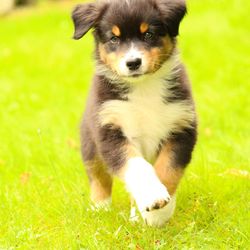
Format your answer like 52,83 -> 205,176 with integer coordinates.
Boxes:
72,0 -> 186,40
95,75 -> 129,104
155,0 -> 187,37
169,124 -> 197,168
98,124 -> 128,172
72,3 -> 107,39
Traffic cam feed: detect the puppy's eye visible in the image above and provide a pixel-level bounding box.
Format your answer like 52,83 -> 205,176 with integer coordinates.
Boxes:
144,32 -> 154,41
110,36 -> 120,44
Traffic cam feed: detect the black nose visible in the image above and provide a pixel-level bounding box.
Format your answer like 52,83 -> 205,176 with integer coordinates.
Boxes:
126,58 -> 142,71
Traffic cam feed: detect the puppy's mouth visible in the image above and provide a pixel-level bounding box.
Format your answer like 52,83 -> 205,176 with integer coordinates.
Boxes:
125,69 -> 146,78
126,69 -> 156,78
117,70 -> 144,79
131,74 -> 142,78
129,72 -> 143,78
119,69 -> 156,79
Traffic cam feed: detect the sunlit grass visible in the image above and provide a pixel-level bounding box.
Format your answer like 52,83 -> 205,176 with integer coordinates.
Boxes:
0,0 -> 249,249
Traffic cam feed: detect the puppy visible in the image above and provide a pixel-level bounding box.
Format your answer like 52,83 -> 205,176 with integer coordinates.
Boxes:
72,0 -> 197,227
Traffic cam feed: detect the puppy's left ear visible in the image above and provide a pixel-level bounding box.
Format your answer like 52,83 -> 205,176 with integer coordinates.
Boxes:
72,3 -> 106,40
156,0 -> 187,37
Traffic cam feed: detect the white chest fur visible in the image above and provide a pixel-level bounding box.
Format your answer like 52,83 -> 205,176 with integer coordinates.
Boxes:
99,61 -> 195,161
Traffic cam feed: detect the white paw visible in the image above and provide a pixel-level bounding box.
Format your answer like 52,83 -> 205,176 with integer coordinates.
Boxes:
142,195 -> 176,227
136,181 -> 171,213
124,157 -> 171,214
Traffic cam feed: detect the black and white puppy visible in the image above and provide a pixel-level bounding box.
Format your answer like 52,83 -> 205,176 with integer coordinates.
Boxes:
72,0 -> 197,227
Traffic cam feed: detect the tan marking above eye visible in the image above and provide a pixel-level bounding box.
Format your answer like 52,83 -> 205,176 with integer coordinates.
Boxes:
112,25 -> 121,37
140,22 -> 149,33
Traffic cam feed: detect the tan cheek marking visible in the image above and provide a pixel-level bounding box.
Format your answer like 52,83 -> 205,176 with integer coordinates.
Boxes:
161,35 -> 174,59
99,44 -> 116,67
143,48 -> 161,73
154,144 -> 184,195
99,44 -> 108,64
107,53 -> 121,73
140,22 -> 149,33
144,35 -> 174,73
150,48 -> 161,71
112,25 -> 121,37
99,43 -> 126,73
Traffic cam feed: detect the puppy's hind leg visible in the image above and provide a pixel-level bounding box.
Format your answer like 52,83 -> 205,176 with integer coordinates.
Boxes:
86,159 -> 113,210
81,123 -> 113,210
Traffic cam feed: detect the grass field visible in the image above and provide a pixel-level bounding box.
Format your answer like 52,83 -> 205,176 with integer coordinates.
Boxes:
0,0 -> 249,249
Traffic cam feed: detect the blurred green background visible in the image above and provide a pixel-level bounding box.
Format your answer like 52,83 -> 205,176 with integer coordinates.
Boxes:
0,0 -> 249,249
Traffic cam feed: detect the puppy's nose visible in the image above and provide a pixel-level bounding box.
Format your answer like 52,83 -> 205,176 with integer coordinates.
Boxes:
126,58 -> 142,71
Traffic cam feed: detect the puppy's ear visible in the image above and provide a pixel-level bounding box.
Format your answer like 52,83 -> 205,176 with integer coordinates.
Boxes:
156,0 -> 187,37
72,3 -> 105,40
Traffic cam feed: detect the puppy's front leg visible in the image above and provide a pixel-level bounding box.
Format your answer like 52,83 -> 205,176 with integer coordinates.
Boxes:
142,127 -> 197,227
99,125 -> 170,219
121,157 -> 171,213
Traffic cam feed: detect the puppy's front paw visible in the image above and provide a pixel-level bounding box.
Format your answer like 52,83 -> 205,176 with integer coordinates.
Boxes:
136,182 -> 171,213
142,195 -> 176,227
124,157 -> 171,225
145,193 -> 171,212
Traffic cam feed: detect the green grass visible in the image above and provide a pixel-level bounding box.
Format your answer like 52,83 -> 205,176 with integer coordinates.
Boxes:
0,0 -> 249,249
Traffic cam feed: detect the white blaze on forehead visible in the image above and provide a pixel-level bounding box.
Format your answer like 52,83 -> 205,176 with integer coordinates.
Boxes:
124,44 -> 143,61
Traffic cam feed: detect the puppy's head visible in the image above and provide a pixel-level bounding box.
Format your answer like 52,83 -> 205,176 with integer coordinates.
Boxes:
72,0 -> 186,78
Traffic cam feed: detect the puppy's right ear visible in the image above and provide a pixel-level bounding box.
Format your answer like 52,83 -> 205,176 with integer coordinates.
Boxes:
72,3 -> 103,40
